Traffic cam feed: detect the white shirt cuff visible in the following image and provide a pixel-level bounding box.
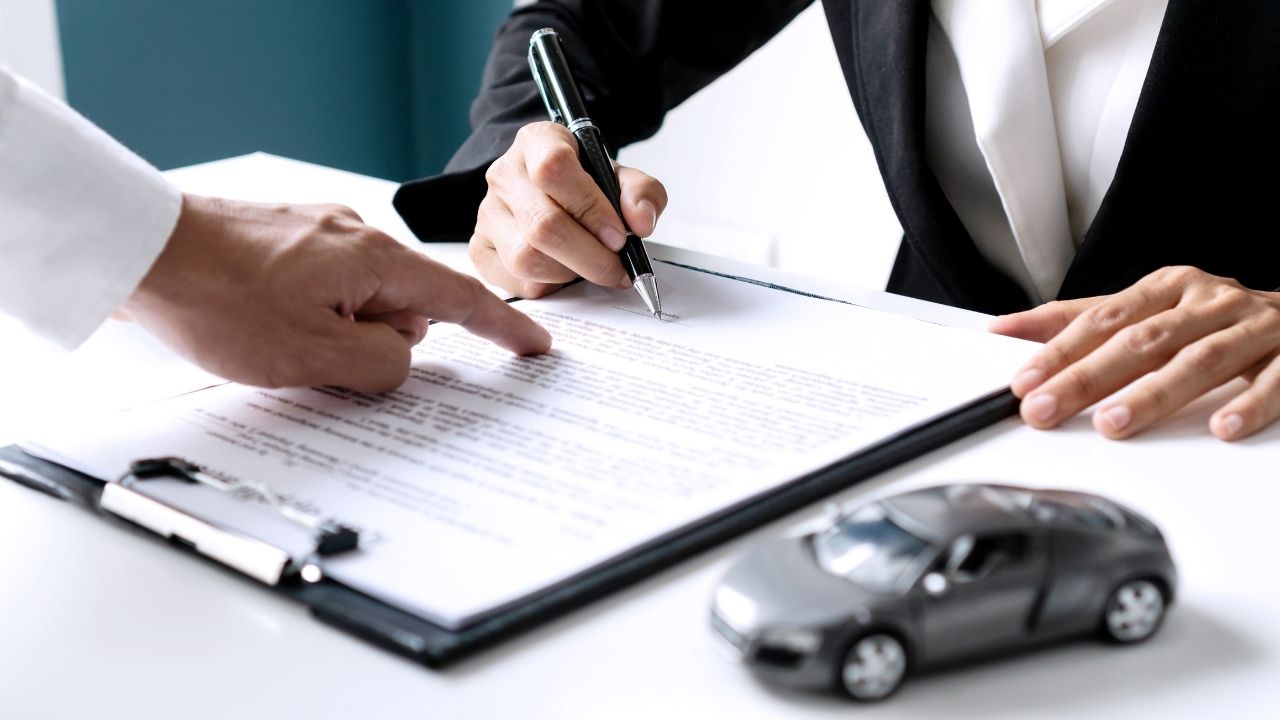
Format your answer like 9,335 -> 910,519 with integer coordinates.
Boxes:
0,68 -> 182,349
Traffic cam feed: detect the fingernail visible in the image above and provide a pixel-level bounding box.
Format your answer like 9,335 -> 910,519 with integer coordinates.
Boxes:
638,199 -> 657,233
1011,367 -> 1046,395
600,226 -> 625,251
1024,394 -> 1058,423
1098,405 -> 1132,433
1217,412 -> 1245,438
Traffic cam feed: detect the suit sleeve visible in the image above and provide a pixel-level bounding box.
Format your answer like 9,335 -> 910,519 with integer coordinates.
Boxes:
393,0 -> 814,242
0,67 -> 181,349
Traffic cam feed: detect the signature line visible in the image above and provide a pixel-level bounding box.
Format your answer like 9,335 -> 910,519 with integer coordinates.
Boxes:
610,307 -> 691,326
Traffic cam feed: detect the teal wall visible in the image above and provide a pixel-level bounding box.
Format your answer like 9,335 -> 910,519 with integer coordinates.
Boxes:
56,0 -> 514,181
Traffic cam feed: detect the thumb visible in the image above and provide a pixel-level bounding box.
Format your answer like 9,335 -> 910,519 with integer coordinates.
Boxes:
617,165 -> 668,237
988,297 -> 1101,343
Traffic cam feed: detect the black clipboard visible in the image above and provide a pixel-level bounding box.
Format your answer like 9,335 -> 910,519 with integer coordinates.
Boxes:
0,265 -> 1021,668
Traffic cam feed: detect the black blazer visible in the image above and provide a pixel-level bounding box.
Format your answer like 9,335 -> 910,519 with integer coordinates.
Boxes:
394,0 -> 1280,315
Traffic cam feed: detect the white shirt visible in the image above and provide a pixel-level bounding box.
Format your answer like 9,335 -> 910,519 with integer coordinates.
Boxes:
925,0 -> 1170,302
0,67 -> 180,348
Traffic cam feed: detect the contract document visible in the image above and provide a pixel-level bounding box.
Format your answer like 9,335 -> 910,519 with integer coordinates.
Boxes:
23,263 -> 1037,629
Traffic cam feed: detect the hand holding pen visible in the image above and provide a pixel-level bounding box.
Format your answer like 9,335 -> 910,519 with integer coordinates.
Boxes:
467,29 -> 669,314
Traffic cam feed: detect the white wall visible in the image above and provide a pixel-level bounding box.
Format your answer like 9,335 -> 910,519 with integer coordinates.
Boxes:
0,0 -> 63,98
618,5 -> 901,291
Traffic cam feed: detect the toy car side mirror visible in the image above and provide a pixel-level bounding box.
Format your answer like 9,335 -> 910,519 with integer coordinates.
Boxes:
823,502 -> 843,527
922,572 -> 949,597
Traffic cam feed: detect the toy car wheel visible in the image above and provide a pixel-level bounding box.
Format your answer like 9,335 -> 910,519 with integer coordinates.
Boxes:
1102,579 -> 1166,644
839,633 -> 907,701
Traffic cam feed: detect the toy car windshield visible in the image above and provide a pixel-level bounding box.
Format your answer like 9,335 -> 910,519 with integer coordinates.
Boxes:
811,504 -> 934,594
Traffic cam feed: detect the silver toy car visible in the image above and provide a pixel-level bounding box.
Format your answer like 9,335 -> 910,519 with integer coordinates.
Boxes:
711,484 -> 1176,701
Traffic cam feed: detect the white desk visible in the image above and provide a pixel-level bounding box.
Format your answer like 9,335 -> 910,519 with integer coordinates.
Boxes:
1,155 -> 1275,719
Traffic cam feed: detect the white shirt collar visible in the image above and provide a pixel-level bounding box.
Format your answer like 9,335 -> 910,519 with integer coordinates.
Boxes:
1038,0 -> 1116,47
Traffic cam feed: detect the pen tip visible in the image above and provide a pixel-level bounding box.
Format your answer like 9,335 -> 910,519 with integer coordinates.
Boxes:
633,273 -> 662,318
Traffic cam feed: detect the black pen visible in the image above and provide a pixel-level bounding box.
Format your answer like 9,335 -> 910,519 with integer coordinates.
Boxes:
527,28 -> 663,319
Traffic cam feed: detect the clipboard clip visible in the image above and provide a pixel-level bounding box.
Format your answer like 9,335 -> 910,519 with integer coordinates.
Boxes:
99,457 -> 358,586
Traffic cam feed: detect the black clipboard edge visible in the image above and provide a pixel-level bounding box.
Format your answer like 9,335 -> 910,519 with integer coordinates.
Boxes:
0,388 -> 1018,669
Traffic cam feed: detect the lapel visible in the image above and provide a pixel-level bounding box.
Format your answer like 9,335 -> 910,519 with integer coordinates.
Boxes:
933,0 -> 1078,304
846,0 -> 1031,313
1059,0 -> 1280,298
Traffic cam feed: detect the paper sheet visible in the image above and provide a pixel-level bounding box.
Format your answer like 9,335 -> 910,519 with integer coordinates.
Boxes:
23,263 -> 1037,628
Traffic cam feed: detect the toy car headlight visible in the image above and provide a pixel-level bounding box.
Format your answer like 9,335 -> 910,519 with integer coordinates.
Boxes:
761,626 -> 823,655
714,586 -> 758,630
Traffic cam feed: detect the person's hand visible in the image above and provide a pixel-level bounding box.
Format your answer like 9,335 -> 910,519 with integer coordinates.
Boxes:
119,194 -> 551,392
471,121 -> 668,297
990,266 -> 1280,441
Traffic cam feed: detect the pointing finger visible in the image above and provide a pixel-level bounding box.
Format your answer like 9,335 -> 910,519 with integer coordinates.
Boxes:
370,243 -> 552,356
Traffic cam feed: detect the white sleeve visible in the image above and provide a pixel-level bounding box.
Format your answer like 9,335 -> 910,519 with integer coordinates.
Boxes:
0,66 -> 182,349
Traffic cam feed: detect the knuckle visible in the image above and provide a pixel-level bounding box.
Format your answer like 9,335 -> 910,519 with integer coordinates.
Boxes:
651,177 -> 669,207
1206,285 -> 1252,314
1157,265 -> 1200,290
584,256 -> 622,285
1042,300 -> 1072,327
474,196 -> 497,227
320,203 -> 359,223
457,274 -> 488,301
355,227 -> 394,252
1259,306 -> 1280,332
1034,342 -> 1073,373
528,144 -> 577,188
519,281 -> 560,299
414,319 -> 431,344
1084,303 -> 1128,333
1120,322 -> 1169,355
355,352 -> 411,394
509,242 -> 550,278
636,174 -> 668,205
514,122 -> 539,145
317,210 -> 346,231
1059,365 -> 1099,401
1130,378 -> 1174,415
257,355 -> 300,390
525,207 -> 567,252
1180,340 -> 1229,374
484,157 -> 506,186
516,121 -> 563,143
